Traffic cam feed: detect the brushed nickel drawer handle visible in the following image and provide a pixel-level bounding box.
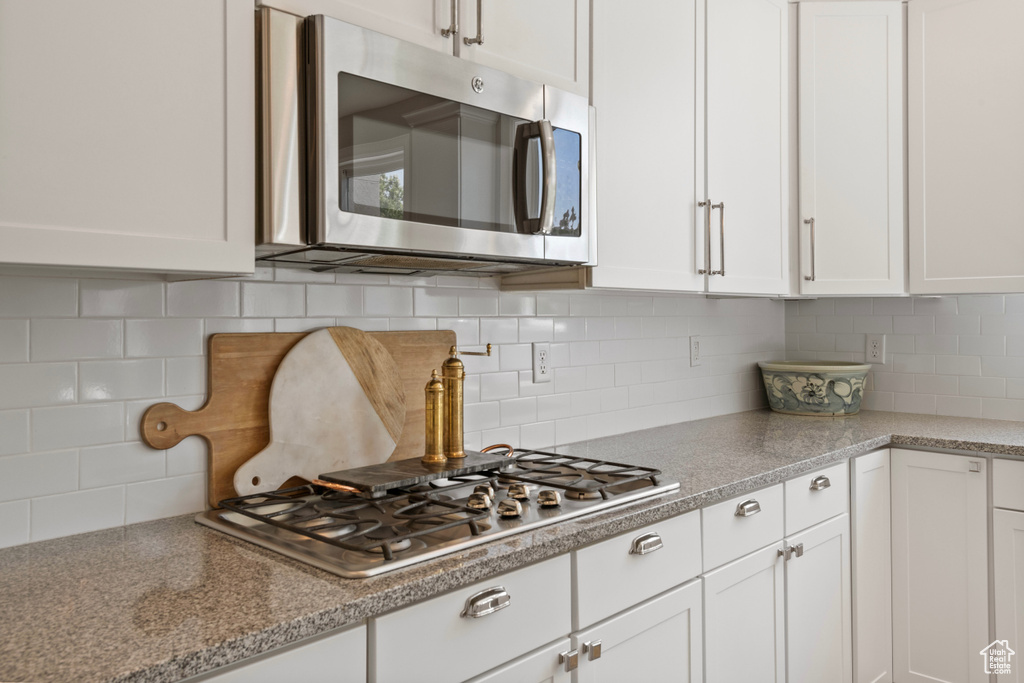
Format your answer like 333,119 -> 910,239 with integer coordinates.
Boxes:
735,499 -> 761,517
809,475 -> 831,491
460,586 -> 510,618
629,532 -> 663,555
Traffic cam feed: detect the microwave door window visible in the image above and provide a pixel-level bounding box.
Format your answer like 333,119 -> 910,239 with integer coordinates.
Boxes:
551,127 -> 581,237
336,73 -> 523,233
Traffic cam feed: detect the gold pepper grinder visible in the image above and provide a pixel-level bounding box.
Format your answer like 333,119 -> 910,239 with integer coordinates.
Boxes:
441,344 -> 491,460
422,370 -> 446,465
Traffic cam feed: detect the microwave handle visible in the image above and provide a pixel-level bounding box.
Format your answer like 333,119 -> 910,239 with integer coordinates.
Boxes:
512,120 -> 556,235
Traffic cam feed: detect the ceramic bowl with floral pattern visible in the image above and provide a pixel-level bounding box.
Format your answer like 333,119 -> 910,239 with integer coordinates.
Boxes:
757,361 -> 871,416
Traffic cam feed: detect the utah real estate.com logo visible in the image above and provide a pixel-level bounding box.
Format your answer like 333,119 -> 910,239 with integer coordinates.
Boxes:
981,639 -> 1016,676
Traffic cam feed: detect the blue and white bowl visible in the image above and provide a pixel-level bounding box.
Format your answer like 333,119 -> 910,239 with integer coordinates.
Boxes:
757,361 -> 871,416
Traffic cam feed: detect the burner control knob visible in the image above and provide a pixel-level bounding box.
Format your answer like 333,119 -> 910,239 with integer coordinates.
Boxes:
473,484 -> 495,499
497,498 -> 523,518
507,483 -> 530,501
538,490 -> 561,508
467,492 -> 492,510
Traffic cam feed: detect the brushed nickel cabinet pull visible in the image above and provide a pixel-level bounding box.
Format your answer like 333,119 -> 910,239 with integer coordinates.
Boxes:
629,532 -> 664,555
583,640 -> 603,661
710,202 -> 725,276
809,475 -> 831,491
735,499 -> 761,517
460,586 -> 510,618
804,217 -> 816,281
559,649 -> 579,672
698,200 -> 713,274
464,0 -> 484,45
441,0 -> 459,37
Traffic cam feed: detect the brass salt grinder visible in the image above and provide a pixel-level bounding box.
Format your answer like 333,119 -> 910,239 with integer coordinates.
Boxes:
423,344 -> 492,464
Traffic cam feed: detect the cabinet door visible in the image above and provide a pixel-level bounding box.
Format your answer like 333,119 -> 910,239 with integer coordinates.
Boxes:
192,624 -> 365,682
785,514 -> 853,683
798,2 -> 904,296
994,509 -> 1024,683
703,0 -> 789,295
467,639 -> 571,683
587,0 -> 702,292
908,0 -> 1024,294
704,543 -> 786,683
458,0 -> 588,97
0,0 -> 254,275
891,448 -> 989,683
851,449 -> 893,683
258,0 -> 453,53
574,580 -> 702,683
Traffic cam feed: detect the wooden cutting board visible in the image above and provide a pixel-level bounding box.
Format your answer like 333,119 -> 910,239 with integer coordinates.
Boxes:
140,329 -> 455,508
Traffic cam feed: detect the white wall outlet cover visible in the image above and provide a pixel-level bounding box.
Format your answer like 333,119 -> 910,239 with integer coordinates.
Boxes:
532,342 -> 552,383
689,336 -> 702,367
866,334 -> 886,364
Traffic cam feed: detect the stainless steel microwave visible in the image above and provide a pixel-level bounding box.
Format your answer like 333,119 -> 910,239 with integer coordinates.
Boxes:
256,8 -> 591,276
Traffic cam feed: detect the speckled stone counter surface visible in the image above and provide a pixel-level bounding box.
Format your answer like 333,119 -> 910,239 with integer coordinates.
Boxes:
3,410 -> 1023,683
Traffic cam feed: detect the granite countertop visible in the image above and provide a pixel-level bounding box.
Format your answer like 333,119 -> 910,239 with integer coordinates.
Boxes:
2,409 -> 1023,683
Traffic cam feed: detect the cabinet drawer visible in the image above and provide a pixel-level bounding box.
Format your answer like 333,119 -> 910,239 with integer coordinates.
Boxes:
371,554 -> 570,683
575,511 -> 701,629
994,458 -> 1024,511
702,484 -> 784,571
785,461 -> 849,534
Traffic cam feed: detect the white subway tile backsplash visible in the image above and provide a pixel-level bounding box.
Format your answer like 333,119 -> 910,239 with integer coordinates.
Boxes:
31,486 -> 125,541
935,315 -> 980,335
0,320 -> 29,363
0,410 -> 29,456
80,359 -> 164,402
914,374 -> 958,396
959,376 -> 1005,398
438,318 -> 479,345
499,344 -> 531,372
853,316 -> 893,334
518,317 -> 554,343
913,297 -> 958,316
80,442 -> 166,489
957,295 -> 1004,315
204,318 -> 275,334
498,293 -> 536,317
0,450 -> 78,503
1008,379 -> 1024,400
936,395 -> 982,418
798,299 -> 834,316
480,371 -> 519,401
569,295 -> 601,317
464,401 -> 500,432
167,281 -> 239,318
894,316 -> 933,335
167,436 -> 206,476
982,398 -> 1024,421
80,280 -> 163,318
274,317 -> 335,333
126,319 -> 203,357
834,298 -> 873,316
555,416 -> 587,445
0,277 -> 77,317
274,268 -> 335,283
165,357 -> 205,396
32,403 -> 124,452
365,286 -> 413,317
0,363 -> 76,409
126,474 -> 205,524
894,392 -> 936,414
537,294 -> 570,317
983,356 -> 1024,378
914,335 -> 958,355
413,289 -> 458,317
306,284 -> 362,317
0,500 -> 30,549
389,318 -> 437,331
872,298 -> 914,316
480,318 -> 518,345
500,397 -> 537,426
519,421 -> 555,449
242,283 -> 304,317
935,355 -> 981,376
960,335 -> 1006,357
31,319 -> 122,361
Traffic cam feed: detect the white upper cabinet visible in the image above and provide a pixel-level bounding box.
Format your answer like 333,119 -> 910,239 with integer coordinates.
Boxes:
587,0 -> 702,291
258,0 -> 453,52
262,0 -> 588,96
702,0 -> 790,296
798,2 -> 905,295
457,0 -> 589,97
908,0 -> 1024,293
0,0 -> 255,275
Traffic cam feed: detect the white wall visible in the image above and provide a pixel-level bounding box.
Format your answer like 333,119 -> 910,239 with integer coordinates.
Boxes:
0,268 -> 785,548
785,295 -> 1024,420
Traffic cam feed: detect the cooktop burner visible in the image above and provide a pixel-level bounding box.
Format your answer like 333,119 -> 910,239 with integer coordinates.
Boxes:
197,449 -> 679,577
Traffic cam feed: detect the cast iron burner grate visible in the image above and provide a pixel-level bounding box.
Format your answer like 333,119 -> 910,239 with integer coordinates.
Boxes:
219,485 -> 488,561
498,450 -> 664,500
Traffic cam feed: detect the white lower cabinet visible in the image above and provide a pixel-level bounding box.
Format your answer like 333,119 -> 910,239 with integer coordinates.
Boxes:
192,623 -> 366,682
467,639 -> 572,683
370,555 -> 571,683
704,542 -> 786,683
995,508 -> 1024,683
572,580 -> 703,682
851,449 -> 893,683
891,448 -> 989,683
785,514 -> 852,683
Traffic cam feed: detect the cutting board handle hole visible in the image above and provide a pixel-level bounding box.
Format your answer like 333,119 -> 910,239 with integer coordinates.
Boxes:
156,422 -> 167,432
251,476 -> 261,486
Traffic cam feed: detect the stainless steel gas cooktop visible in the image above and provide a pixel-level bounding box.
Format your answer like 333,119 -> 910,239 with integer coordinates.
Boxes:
197,450 -> 679,578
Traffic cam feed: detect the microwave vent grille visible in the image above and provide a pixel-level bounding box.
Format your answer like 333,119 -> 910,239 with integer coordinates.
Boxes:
344,255 -> 482,271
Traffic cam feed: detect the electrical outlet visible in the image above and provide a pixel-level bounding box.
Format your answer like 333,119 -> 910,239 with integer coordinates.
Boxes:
532,342 -> 551,383
689,336 -> 702,367
866,334 -> 886,364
